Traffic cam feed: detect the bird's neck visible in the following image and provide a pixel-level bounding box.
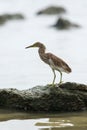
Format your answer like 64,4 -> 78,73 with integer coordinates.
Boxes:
38,46 -> 46,55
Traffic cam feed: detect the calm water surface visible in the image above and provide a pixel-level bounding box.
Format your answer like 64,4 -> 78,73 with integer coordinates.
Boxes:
0,110 -> 87,130
0,0 -> 87,130
0,0 -> 87,89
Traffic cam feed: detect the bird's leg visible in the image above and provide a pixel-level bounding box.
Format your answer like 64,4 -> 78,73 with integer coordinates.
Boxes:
47,68 -> 56,87
52,69 -> 56,86
59,71 -> 63,84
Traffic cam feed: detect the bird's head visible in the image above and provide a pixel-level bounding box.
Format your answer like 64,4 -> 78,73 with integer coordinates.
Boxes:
25,42 -> 46,49
25,42 -> 42,49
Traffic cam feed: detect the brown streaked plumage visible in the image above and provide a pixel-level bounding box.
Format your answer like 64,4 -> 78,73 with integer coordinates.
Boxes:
25,42 -> 72,86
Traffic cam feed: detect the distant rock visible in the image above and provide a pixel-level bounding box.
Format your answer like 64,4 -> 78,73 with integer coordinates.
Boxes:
0,13 -> 25,25
0,82 -> 87,113
36,6 -> 66,15
3,13 -> 24,20
52,17 -> 80,30
0,16 -> 6,25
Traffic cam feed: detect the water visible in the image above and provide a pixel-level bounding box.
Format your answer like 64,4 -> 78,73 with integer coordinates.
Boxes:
0,110 -> 87,130
0,0 -> 87,130
0,0 -> 87,89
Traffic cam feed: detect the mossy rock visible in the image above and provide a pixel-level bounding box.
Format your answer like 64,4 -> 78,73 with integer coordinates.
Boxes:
37,6 -> 66,15
0,82 -> 87,113
53,17 -> 80,29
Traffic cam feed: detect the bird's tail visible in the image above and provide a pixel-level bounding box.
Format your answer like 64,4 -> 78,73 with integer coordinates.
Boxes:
66,66 -> 72,73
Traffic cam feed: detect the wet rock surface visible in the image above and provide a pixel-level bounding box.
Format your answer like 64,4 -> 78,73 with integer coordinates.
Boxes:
0,13 -> 24,25
0,82 -> 87,113
36,6 -> 66,15
52,17 -> 80,29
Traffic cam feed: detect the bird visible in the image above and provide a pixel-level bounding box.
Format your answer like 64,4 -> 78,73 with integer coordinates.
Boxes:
25,42 -> 72,86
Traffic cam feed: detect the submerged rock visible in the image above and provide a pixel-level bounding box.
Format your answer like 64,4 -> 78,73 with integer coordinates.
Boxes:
37,6 -> 66,15
53,17 -> 80,29
0,13 -> 24,25
0,82 -> 87,113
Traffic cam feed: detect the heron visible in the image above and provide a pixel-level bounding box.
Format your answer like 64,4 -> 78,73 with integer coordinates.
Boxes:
25,42 -> 72,86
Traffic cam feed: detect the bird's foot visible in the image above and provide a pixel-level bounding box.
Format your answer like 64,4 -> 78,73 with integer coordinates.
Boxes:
47,83 -> 59,87
47,83 -> 56,87
58,81 -> 63,86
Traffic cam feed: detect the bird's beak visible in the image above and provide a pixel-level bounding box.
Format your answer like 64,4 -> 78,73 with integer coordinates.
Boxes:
25,45 -> 34,49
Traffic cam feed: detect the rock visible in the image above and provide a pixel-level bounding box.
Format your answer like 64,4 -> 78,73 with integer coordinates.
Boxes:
53,17 -> 80,29
36,6 -> 66,15
0,13 -> 24,25
2,13 -> 24,20
0,16 -> 6,25
0,82 -> 87,113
